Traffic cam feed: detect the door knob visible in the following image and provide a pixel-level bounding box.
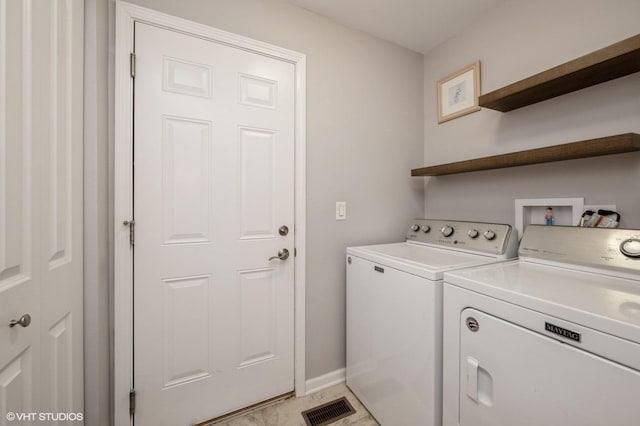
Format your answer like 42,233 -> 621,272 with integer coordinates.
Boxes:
269,248 -> 290,261
9,314 -> 31,328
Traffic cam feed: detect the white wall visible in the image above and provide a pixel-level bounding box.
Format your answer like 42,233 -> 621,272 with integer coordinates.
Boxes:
422,0 -> 640,229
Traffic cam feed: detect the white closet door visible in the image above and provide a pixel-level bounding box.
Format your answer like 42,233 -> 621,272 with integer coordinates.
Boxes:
0,0 -> 84,421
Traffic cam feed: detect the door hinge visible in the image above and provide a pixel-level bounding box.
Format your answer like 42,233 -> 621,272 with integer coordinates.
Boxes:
130,52 -> 136,78
123,220 -> 135,247
294,247 -> 297,257
129,389 -> 136,416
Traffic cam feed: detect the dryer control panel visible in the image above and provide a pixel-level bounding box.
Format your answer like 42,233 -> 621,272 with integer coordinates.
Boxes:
406,219 -> 517,258
519,225 -> 640,274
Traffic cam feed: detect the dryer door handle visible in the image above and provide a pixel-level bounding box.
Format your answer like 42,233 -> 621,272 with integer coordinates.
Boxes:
466,356 -> 479,402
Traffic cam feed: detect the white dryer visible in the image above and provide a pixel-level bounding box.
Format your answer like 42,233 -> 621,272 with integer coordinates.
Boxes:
442,225 -> 640,426
346,219 -> 518,426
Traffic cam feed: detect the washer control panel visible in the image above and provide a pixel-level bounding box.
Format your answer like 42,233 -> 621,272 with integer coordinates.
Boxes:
406,219 -> 515,256
519,225 -> 640,274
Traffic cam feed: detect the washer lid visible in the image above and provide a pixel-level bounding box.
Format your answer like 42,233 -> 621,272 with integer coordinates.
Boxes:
347,242 -> 506,280
444,261 -> 640,344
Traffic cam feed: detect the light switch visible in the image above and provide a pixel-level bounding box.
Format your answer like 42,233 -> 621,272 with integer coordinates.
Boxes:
336,201 -> 347,220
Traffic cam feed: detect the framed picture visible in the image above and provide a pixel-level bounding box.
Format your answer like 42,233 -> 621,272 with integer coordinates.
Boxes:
437,61 -> 480,123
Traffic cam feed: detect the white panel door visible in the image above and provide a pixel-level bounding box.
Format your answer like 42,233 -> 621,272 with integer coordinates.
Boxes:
0,1 -> 39,419
0,0 -> 84,423
134,23 -> 295,425
459,309 -> 640,426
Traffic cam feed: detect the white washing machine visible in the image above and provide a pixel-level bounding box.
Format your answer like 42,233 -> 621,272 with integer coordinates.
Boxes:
442,225 -> 640,426
346,219 -> 518,426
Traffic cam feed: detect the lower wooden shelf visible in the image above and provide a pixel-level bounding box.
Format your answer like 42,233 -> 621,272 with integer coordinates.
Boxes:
411,133 -> 640,176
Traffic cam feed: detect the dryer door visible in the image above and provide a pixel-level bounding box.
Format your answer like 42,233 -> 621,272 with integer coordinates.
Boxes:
459,308 -> 640,426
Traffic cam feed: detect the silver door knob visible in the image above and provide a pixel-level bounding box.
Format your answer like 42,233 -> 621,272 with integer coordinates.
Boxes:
269,248 -> 290,261
9,314 -> 31,328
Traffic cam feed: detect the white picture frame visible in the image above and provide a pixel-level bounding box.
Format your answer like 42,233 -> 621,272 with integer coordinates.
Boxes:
515,197 -> 584,238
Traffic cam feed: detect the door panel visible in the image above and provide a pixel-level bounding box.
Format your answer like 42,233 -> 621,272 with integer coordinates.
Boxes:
0,0 -> 32,289
39,0 -> 84,417
0,0 -> 83,421
162,56 -> 212,98
47,313 -> 73,414
0,348 -> 34,418
134,22 -> 295,425
459,308 -> 640,426
47,0 -> 73,270
161,274 -> 212,389
239,127 -> 277,239
161,116 -> 212,245
0,1 -> 40,420
238,268 -> 278,367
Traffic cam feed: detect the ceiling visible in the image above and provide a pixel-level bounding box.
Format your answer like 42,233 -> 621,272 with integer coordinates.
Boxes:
288,0 -> 506,54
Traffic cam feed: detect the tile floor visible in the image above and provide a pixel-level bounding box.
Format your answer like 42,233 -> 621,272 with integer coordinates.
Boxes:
212,383 -> 379,426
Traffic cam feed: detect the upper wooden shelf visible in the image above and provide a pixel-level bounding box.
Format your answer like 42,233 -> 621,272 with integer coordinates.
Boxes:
479,34 -> 640,112
411,133 -> 640,176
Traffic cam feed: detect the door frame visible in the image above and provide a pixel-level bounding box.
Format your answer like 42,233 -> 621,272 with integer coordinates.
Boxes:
113,2 -> 307,423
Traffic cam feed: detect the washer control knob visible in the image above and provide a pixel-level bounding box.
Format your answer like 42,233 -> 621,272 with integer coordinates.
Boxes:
468,229 -> 479,239
421,225 -> 431,233
484,230 -> 496,241
441,226 -> 454,237
620,238 -> 640,258
411,224 -> 420,232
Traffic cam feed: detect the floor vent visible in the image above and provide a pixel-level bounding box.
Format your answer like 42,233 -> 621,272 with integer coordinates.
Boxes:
301,397 -> 356,426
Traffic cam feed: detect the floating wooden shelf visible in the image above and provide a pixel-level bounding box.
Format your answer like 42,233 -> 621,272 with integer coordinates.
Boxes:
479,34 -> 640,112
411,133 -> 640,176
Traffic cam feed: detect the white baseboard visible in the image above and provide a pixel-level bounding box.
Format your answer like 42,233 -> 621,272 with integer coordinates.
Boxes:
305,368 -> 346,395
